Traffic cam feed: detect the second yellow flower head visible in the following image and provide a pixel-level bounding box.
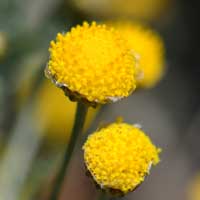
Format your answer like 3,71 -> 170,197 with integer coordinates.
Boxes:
113,21 -> 165,88
83,122 -> 161,194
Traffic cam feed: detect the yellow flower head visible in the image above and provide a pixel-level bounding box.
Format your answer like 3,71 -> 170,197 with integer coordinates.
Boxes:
83,122 -> 161,194
46,21 -> 136,105
113,22 -> 165,88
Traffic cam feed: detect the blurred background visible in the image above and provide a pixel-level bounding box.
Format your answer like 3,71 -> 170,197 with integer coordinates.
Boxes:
0,0 -> 200,200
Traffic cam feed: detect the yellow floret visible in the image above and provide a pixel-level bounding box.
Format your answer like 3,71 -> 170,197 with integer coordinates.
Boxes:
83,122 -> 161,194
46,21 -> 136,104
113,22 -> 165,88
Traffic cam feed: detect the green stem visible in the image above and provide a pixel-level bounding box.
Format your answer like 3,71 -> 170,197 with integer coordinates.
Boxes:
98,191 -> 120,200
98,191 -> 108,200
49,102 -> 88,200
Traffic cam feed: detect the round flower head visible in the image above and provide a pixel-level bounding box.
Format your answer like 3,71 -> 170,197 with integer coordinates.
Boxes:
46,22 -> 136,106
113,22 -> 165,88
83,122 -> 161,195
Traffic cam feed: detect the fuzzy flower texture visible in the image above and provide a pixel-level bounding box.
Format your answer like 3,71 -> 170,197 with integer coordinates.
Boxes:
83,122 -> 160,194
46,22 -> 136,104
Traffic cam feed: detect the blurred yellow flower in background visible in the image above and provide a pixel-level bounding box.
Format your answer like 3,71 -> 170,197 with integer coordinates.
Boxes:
113,21 -> 165,88
46,21 -> 136,105
0,32 -> 7,58
71,0 -> 170,21
188,172 -> 200,200
33,80 -> 98,145
15,51 -> 98,146
83,122 -> 161,195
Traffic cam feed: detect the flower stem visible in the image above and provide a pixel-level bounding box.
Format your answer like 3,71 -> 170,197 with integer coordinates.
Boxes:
98,192 -> 120,200
49,102 -> 88,200
98,191 -> 107,200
